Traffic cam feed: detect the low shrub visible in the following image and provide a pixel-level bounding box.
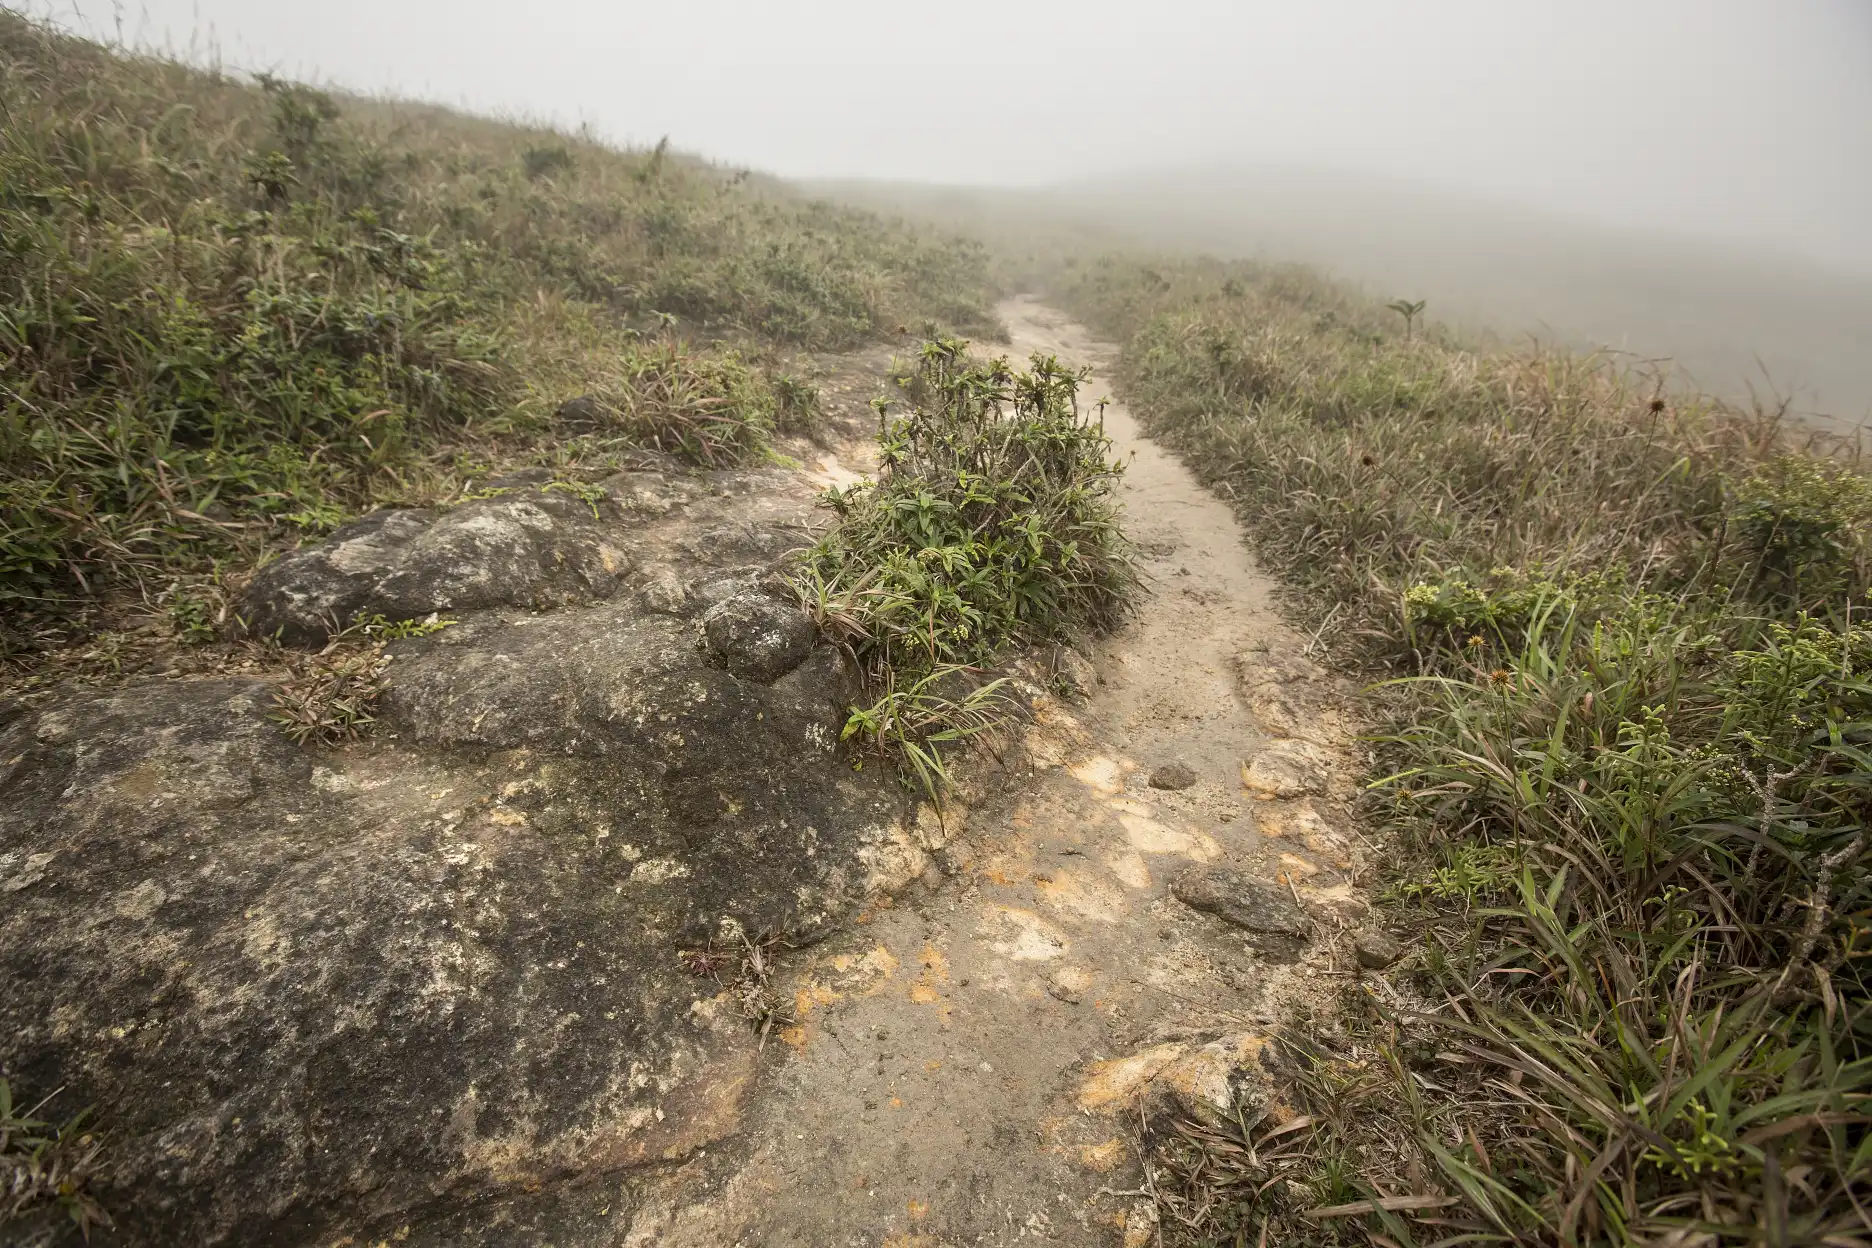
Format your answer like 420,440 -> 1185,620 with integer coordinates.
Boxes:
792,338 -> 1136,795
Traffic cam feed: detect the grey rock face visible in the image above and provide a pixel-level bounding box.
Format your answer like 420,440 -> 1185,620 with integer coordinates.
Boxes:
554,393 -> 611,431
240,490 -> 634,646
236,507 -> 439,645
636,566 -> 690,614
1170,865 -> 1311,961
3,575 -> 897,1246
699,590 -> 816,684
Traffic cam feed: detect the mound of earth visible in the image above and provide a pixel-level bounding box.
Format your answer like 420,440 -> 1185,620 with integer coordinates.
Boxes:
0,460 -> 942,1246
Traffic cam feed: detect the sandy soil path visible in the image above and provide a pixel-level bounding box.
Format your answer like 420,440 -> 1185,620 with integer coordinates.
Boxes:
629,298 -> 1365,1246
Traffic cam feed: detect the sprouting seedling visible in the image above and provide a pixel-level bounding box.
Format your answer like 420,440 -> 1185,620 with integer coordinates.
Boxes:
1386,298 -> 1427,341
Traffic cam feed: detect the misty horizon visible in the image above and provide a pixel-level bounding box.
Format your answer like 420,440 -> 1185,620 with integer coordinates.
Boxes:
27,0 -> 1872,277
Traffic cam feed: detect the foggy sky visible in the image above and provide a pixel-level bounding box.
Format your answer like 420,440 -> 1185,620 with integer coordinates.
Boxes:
34,0 -> 1872,273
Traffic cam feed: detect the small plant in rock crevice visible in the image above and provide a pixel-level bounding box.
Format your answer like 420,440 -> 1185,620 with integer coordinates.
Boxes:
791,337 -> 1136,797
678,922 -> 795,1046
267,626 -> 394,745
0,1078 -> 111,1240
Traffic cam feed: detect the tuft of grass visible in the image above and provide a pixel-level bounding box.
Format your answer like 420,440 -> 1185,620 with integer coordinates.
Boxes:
790,338 -> 1136,796
678,922 -> 795,1046
268,631 -> 393,745
1049,254 -> 1872,1244
557,336 -> 786,466
0,1078 -> 111,1240
0,12 -> 996,652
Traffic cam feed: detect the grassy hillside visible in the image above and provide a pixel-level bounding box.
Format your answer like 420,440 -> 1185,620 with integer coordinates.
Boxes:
0,14 -> 997,654
1048,256 -> 1872,1244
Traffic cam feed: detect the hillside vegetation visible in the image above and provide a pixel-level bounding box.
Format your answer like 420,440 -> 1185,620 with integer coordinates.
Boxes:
0,13 -> 996,654
1049,257 -> 1872,1244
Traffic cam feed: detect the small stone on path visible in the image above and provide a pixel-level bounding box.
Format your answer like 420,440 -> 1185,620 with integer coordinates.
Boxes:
1147,761 -> 1197,790
1354,931 -> 1404,970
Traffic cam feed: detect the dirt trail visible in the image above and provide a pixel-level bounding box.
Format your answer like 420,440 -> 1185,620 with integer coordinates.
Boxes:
630,299 -> 1365,1246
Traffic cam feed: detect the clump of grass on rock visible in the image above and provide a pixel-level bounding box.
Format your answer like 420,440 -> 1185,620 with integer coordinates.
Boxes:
792,338 -> 1135,796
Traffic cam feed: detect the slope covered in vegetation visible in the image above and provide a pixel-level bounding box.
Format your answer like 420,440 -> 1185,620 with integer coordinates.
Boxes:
1049,257 -> 1872,1244
0,13 -> 997,653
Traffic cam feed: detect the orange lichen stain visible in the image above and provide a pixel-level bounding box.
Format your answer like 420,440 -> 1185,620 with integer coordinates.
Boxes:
827,942 -> 899,986
1068,755 -> 1130,795
793,981 -> 840,1019
1034,866 -> 1128,923
983,868 -> 1017,886
1279,853 -> 1320,878
906,960 -> 952,1019
907,942 -> 951,1005
924,1059 -> 943,1072
778,1024 -> 809,1049
862,944 -> 902,975
888,1096 -> 904,1109
1077,1138 -> 1127,1172
1076,1042 -> 1186,1112
907,1199 -> 930,1220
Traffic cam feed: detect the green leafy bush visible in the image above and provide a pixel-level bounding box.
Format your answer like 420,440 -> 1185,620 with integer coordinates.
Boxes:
792,338 -> 1136,793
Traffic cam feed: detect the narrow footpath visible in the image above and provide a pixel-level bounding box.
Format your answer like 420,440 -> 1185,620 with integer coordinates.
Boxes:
628,298 -> 1369,1246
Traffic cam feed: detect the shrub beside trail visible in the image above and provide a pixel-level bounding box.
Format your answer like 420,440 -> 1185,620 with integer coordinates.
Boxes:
1051,256 -> 1872,1245
792,338 -> 1136,796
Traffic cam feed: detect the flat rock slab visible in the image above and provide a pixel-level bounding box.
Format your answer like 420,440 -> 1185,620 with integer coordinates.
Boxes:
1239,739 -> 1331,798
1170,864 -> 1311,961
241,488 -> 638,646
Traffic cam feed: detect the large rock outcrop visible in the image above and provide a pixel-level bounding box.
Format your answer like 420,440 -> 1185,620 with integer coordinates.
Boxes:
0,465 -> 919,1246
237,483 -> 636,647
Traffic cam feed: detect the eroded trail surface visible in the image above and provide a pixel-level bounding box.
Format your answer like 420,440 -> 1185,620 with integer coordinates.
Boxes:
632,300 -> 1367,1245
